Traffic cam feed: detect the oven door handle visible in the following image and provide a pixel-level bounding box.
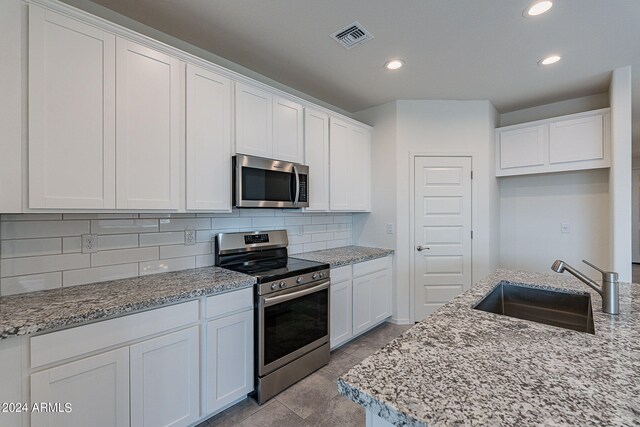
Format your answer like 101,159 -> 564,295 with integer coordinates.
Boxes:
262,281 -> 329,307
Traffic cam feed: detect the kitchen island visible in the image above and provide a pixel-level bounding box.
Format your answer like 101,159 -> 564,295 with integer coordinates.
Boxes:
338,269 -> 640,426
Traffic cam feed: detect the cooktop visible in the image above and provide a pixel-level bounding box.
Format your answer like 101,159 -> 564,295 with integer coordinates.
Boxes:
224,257 -> 328,283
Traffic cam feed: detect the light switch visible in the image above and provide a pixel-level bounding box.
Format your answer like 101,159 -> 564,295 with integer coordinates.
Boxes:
561,223 -> 571,233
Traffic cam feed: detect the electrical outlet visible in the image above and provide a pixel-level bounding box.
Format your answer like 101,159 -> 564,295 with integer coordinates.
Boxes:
82,234 -> 98,253
185,230 -> 196,246
561,223 -> 571,233
386,223 -> 394,234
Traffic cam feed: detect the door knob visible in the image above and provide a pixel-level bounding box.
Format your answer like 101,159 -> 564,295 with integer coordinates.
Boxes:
416,245 -> 430,251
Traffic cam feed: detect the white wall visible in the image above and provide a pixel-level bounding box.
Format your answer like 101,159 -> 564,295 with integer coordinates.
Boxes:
499,93 -> 610,127
0,210 -> 352,296
609,66 -> 633,281
632,168 -> 640,263
499,170 -> 610,280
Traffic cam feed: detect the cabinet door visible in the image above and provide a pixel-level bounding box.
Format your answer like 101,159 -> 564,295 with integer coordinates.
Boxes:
499,125 -> 546,169
370,269 -> 391,323
116,38 -> 181,209
29,6 -> 116,209
330,279 -> 353,349
186,64 -> 232,211
130,326 -> 199,427
31,347 -> 129,427
549,114 -> 604,164
206,310 -> 253,415
304,109 -> 329,211
329,118 -> 351,211
235,83 -> 272,158
272,96 -> 304,163
349,125 -> 372,211
352,274 -> 374,335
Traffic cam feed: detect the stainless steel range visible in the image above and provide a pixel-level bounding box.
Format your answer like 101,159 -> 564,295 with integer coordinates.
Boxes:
215,230 -> 330,404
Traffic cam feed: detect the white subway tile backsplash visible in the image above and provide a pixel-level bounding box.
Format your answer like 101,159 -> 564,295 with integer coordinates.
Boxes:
1,238 -> 62,258
312,232 -> 334,242
303,224 -> 327,234
1,254 -> 90,277
1,220 -> 89,239
160,242 -> 212,259
195,254 -> 215,268
303,241 -> 327,252
91,247 -> 158,267
251,217 -> 285,228
98,234 -> 139,251
312,216 -> 334,225
139,257 -> 196,276
0,212 -> 352,295
1,214 -> 63,221
212,217 -> 252,229
91,219 -> 158,235
139,232 -> 184,247
285,216 -> 312,226
159,218 -> 211,231
62,237 -> 82,253
63,264 -> 139,287
1,272 -> 62,296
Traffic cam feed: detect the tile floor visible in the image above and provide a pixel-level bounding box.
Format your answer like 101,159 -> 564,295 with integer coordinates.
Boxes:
196,322 -> 412,427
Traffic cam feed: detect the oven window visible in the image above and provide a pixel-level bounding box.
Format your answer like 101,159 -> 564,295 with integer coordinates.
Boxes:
264,288 -> 328,366
242,167 -> 293,202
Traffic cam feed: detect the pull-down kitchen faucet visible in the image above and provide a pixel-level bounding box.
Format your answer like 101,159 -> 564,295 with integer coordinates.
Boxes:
551,259 -> 619,315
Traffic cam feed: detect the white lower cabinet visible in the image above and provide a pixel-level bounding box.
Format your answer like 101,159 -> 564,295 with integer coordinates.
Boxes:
206,310 -> 253,414
329,256 -> 392,349
130,326 -> 199,427
330,278 -> 353,349
31,347 -> 130,427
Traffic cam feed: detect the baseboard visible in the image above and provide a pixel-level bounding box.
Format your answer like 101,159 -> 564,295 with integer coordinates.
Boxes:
388,317 -> 412,325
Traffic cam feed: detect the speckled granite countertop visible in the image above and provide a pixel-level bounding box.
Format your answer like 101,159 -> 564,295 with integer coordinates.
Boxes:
294,246 -> 394,267
338,269 -> 640,426
0,267 -> 255,340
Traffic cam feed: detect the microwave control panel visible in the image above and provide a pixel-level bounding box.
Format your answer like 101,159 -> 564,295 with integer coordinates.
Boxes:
299,175 -> 308,203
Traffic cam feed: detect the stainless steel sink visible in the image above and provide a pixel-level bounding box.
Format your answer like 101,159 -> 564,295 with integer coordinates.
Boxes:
473,281 -> 595,334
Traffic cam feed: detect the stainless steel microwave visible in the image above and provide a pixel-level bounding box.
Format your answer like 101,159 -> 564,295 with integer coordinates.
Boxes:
233,154 -> 309,208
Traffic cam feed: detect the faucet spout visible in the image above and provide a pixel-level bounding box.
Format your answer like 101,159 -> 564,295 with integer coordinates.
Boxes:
550,259 -> 619,315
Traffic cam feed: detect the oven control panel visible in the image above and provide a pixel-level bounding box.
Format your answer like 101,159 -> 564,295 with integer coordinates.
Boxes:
258,269 -> 330,295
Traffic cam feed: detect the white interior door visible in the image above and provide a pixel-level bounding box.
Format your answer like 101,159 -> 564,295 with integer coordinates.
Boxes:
633,169 -> 640,263
414,156 -> 472,321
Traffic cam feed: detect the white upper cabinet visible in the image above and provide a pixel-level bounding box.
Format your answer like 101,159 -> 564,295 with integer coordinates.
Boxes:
329,117 -> 372,212
272,96 -> 304,163
235,82 -> 273,158
185,63 -> 232,211
29,6 -> 116,209
115,38 -> 181,209
495,108 -> 610,177
235,82 -> 303,163
304,108 -> 330,211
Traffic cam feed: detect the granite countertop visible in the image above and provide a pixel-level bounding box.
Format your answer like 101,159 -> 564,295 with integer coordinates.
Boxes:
0,267 -> 256,340
294,245 -> 394,267
338,269 -> 640,426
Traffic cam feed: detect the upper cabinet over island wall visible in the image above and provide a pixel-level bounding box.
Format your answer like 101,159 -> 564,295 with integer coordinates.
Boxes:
1,0 -> 371,214
495,108 -> 610,177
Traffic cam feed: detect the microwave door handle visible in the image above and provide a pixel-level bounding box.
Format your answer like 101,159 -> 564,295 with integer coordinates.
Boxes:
293,165 -> 300,206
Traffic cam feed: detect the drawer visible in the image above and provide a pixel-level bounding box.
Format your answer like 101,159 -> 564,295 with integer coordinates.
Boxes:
31,300 -> 199,369
206,287 -> 253,319
331,265 -> 352,284
353,256 -> 389,278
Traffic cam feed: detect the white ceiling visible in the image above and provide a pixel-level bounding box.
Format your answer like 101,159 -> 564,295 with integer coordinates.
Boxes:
78,0 -> 639,145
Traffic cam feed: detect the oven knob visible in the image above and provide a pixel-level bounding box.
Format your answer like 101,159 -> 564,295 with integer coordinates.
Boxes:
279,281 -> 286,289
312,272 -> 320,280
296,276 -> 303,284
270,283 -> 278,291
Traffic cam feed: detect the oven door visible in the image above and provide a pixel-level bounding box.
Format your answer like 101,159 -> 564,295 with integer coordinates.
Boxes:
258,280 -> 329,376
234,154 -> 309,208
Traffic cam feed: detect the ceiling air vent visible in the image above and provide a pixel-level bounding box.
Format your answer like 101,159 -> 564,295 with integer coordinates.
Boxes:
330,21 -> 374,49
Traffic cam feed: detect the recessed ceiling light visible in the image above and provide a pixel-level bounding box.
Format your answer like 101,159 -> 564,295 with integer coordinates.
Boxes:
539,55 -> 561,65
525,0 -> 553,17
384,59 -> 404,70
